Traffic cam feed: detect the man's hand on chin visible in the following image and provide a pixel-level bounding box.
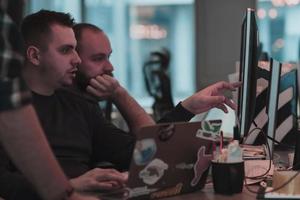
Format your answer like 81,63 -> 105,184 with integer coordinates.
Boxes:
86,74 -> 121,100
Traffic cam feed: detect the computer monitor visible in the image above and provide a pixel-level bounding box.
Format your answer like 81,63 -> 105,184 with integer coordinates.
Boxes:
293,62 -> 300,170
266,58 -> 282,159
235,8 -> 259,141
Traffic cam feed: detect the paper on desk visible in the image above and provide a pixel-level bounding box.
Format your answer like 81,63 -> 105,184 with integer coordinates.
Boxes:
244,160 -> 274,185
242,145 -> 266,159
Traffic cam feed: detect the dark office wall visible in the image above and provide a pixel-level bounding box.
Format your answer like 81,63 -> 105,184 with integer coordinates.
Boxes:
195,0 -> 256,90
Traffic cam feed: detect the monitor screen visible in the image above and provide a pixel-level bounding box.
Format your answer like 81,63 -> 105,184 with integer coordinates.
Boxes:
266,59 -> 282,159
293,61 -> 300,169
236,8 -> 259,142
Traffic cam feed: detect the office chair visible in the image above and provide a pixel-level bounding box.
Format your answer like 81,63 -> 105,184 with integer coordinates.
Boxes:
143,48 -> 174,121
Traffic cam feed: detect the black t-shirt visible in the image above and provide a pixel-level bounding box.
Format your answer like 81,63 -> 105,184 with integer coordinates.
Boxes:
31,89 -> 194,178
32,89 -> 135,178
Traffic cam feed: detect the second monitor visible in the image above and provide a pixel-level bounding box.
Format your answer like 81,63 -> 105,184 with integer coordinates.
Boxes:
235,8 -> 259,141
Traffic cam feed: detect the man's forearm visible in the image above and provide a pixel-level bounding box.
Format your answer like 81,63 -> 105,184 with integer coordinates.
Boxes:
0,105 -> 72,200
112,87 -> 155,134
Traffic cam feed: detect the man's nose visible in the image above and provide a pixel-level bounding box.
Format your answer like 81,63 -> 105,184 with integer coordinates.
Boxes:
104,60 -> 114,72
72,50 -> 81,66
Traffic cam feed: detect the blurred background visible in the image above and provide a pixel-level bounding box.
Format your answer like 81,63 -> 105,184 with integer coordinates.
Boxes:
24,0 -> 300,108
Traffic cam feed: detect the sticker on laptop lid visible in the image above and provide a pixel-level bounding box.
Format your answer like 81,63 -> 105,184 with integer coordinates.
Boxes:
150,183 -> 183,199
195,120 -> 222,141
175,163 -> 194,170
158,124 -> 175,142
128,186 -> 158,198
139,158 -> 168,185
191,146 -> 212,187
133,138 -> 157,166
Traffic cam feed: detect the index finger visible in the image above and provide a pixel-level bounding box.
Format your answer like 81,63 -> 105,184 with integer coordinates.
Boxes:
100,74 -> 113,81
221,81 -> 242,90
213,82 -> 241,94
224,97 -> 237,110
231,81 -> 242,88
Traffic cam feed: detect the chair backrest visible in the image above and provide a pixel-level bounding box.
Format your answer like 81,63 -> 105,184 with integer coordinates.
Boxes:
143,48 -> 174,120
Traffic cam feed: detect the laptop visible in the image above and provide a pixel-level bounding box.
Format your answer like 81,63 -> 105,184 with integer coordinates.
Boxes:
99,120 -> 222,200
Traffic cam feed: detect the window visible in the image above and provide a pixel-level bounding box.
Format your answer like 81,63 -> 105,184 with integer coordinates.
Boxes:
26,0 -> 195,106
27,0 -> 82,22
257,0 -> 300,63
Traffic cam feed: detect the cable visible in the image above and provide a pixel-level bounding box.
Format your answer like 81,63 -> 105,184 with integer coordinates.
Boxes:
244,127 -> 272,179
252,120 -> 258,128
234,116 -> 299,195
236,124 -> 272,179
264,170 -> 300,194
245,165 -> 300,195
244,126 -> 273,194
244,123 -> 300,195
249,119 -> 294,149
266,135 -> 295,150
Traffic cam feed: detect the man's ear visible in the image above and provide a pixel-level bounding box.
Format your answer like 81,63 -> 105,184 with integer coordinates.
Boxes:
26,45 -> 41,65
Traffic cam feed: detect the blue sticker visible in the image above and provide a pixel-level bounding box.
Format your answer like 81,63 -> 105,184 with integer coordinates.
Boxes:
133,138 -> 157,165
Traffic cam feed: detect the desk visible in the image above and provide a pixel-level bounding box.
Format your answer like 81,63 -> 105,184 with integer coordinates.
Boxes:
94,183 -> 259,200
163,183 -> 258,200
94,151 -> 291,199
163,149 -> 292,200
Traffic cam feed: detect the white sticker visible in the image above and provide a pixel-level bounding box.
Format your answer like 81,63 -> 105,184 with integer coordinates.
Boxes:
195,120 -> 222,141
191,146 -> 212,186
175,163 -> 194,170
128,186 -> 158,197
139,158 -> 168,185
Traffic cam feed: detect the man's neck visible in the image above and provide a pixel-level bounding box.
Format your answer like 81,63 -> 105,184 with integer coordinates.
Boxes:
22,66 -> 55,96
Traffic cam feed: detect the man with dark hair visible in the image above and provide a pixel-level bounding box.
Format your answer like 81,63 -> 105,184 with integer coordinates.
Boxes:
20,10 -> 81,93
0,8 -> 127,199
73,22 -> 240,125
0,9 -> 138,199
0,2 -> 93,200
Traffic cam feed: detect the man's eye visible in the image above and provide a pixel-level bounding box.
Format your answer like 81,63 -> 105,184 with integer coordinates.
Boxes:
93,57 -> 105,61
61,48 -> 71,54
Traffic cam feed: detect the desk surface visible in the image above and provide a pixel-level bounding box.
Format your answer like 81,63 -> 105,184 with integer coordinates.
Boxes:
162,149 -> 293,200
94,150 -> 291,200
163,183 -> 258,200
93,183 -> 259,200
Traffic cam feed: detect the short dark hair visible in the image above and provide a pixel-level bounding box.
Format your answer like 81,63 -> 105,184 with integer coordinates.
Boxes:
73,23 -> 103,52
21,9 -> 75,50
